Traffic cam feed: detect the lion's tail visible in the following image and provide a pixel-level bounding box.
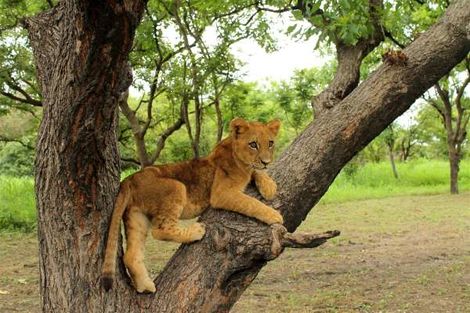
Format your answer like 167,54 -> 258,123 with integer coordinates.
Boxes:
101,180 -> 131,291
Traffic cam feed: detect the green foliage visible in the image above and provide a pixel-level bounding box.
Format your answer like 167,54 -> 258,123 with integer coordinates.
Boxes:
288,0 -> 376,45
382,0 -> 447,47
0,143 -> 34,176
414,105 -> 449,158
0,109 -> 37,176
0,0 -> 45,115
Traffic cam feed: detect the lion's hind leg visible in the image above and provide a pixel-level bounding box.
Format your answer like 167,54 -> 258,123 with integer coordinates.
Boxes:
150,178 -> 205,243
152,220 -> 206,243
123,209 -> 156,293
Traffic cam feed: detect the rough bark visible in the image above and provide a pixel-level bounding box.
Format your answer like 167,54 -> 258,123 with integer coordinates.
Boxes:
25,1 -> 146,312
449,148 -> 460,194
27,0 -> 469,312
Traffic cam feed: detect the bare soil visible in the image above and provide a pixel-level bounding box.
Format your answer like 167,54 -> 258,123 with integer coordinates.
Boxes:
1,193 -> 469,312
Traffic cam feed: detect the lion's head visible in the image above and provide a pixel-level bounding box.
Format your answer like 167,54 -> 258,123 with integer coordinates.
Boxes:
230,118 -> 281,170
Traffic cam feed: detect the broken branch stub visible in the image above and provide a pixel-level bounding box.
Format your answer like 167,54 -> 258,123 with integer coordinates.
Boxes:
269,223 -> 340,259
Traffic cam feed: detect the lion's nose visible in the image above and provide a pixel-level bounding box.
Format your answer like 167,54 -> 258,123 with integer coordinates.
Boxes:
261,159 -> 270,167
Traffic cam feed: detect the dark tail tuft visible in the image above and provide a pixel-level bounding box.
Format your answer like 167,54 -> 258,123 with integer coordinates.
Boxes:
101,276 -> 113,291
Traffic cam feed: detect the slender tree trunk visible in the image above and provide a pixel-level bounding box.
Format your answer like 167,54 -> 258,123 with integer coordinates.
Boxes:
26,1 -> 469,312
119,94 -> 152,167
388,146 -> 399,179
448,146 -> 460,194
214,98 -> 224,142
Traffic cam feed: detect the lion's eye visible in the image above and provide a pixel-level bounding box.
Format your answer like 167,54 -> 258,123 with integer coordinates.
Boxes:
269,140 -> 274,148
248,141 -> 258,149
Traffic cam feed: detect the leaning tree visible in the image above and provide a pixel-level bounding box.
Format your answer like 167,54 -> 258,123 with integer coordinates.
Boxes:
25,0 -> 469,312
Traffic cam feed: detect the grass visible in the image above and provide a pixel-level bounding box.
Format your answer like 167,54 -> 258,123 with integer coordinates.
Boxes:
321,158 -> 470,204
0,176 -> 35,232
0,158 -> 469,232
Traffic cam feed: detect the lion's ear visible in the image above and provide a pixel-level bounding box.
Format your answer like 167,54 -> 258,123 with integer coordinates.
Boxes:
267,119 -> 281,136
230,118 -> 249,138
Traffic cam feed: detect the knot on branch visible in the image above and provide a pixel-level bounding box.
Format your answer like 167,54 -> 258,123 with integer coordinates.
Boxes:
211,224 -> 232,252
268,223 -> 340,260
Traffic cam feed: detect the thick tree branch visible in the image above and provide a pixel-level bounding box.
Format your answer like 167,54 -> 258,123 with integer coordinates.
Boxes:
105,1 -> 469,311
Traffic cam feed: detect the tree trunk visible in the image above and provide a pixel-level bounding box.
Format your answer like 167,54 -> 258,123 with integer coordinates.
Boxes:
448,147 -> 460,194
25,1 -> 146,312
388,146 -> 399,179
26,0 -> 469,312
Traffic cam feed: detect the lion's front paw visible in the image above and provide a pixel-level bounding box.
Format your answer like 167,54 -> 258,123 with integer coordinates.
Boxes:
257,179 -> 277,200
189,222 -> 206,241
135,279 -> 156,294
262,209 -> 284,225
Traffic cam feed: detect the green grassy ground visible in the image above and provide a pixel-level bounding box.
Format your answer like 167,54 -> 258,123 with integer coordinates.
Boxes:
0,176 -> 35,232
321,159 -> 470,204
0,159 -> 469,232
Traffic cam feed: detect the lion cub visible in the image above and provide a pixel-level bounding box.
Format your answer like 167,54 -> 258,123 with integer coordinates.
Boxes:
101,118 -> 283,293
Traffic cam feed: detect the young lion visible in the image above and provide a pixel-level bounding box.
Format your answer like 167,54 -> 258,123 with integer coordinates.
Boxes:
101,118 -> 283,293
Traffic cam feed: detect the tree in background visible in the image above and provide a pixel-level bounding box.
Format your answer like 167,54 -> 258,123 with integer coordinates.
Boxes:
423,57 -> 469,194
382,124 -> 400,179
397,122 -> 419,162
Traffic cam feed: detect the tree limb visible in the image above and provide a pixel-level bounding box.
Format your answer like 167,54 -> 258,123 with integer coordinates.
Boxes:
0,135 -> 34,150
150,116 -> 185,164
0,90 -> 43,107
312,0 -> 384,117
383,28 -> 406,48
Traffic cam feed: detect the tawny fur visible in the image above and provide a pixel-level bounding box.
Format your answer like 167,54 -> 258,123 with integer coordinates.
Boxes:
101,118 -> 283,293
